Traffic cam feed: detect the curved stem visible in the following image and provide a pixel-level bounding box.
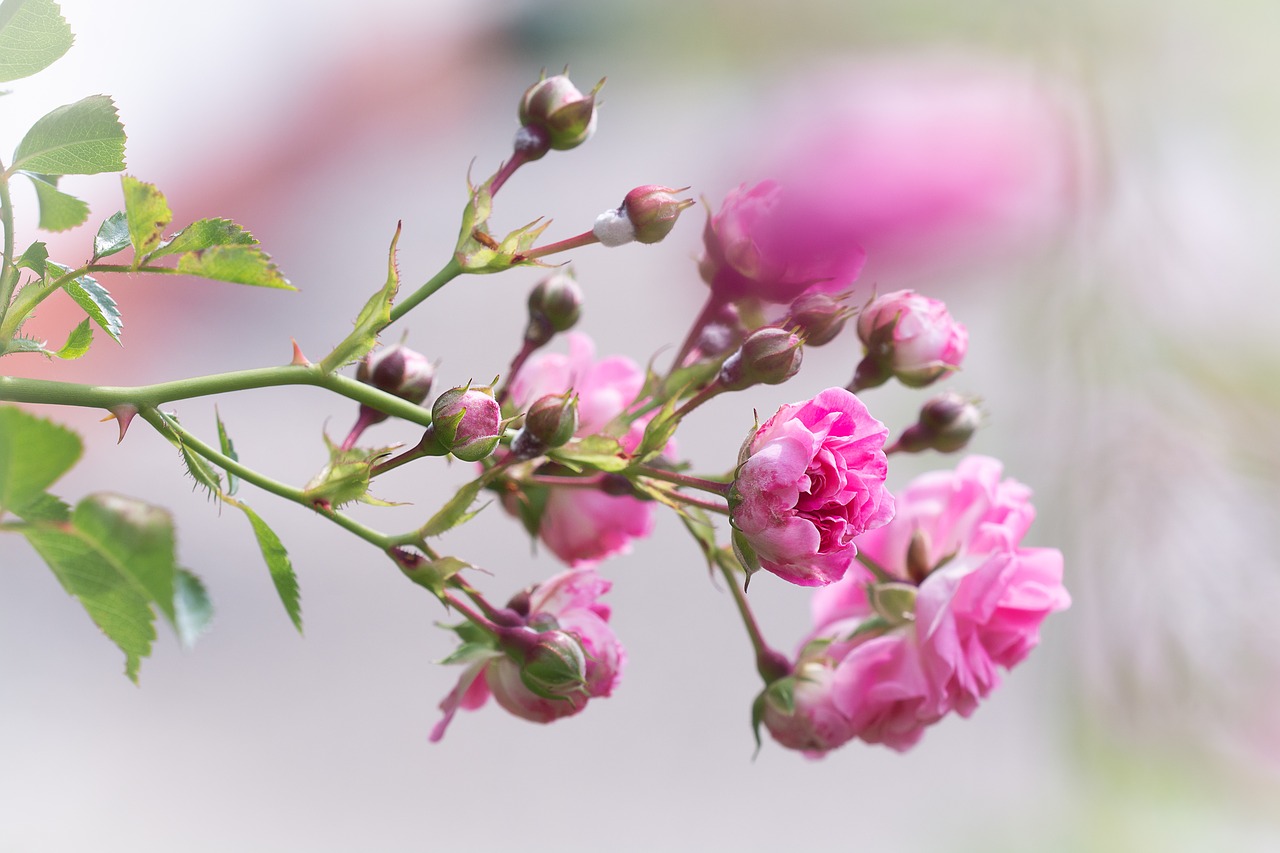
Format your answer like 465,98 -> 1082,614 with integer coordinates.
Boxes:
388,258 -> 463,325
138,406 -> 397,550
654,488 -> 730,516
668,292 -> 727,373
0,365 -> 433,428
634,465 -> 730,496
715,551 -> 790,683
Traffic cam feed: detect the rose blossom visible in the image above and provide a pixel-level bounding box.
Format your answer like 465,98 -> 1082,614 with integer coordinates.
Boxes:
508,333 -> 655,566
730,387 -> 894,586
699,180 -> 867,306
430,568 -> 624,741
855,289 -> 967,388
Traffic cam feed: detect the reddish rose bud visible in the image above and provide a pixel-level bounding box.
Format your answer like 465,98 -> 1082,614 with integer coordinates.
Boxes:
357,344 -> 435,404
787,292 -> 850,347
894,391 -> 981,453
518,73 -> 602,152
524,393 -> 579,449
621,185 -> 695,244
718,327 -> 804,391
855,290 -> 967,388
431,385 -> 503,462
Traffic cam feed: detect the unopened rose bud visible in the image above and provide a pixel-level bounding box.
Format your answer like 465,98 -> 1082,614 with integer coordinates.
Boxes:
524,393 -> 579,449
694,302 -> 748,358
431,385 -> 503,461
787,293 -> 849,347
855,290 -> 967,388
894,391 -> 981,454
718,327 -> 804,391
620,185 -> 695,244
868,582 -> 918,627
518,73 -> 601,152
518,630 -> 589,700
357,344 -> 435,404
525,271 -> 583,346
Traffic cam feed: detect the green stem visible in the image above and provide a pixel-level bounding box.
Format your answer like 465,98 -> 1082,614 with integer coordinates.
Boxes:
634,465 -> 730,496
139,406 -> 396,550
0,169 -> 16,334
387,258 -> 463,325
0,365 -> 433,427
0,263 -> 182,342
715,551 -> 790,683
855,550 -> 896,584
656,488 -> 730,516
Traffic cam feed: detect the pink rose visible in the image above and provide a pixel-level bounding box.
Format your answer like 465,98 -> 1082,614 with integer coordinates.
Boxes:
430,568 -> 624,740
813,455 -> 1070,722
854,289 -> 967,389
730,387 -> 894,586
699,181 -> 867,306
508,333 -> 656,566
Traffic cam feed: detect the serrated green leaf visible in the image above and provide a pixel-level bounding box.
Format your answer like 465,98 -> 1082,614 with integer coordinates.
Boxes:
547,434 -> 631,473
16,240 -> 48,274
22,493 -> 179,681
176,245 -> 291,289
14,491 -> 71,522
54,317 -> 92,359
121,175 -> 170,260
22,172 -> 89,231
215,409 -> 239,496
151,218 -> 256,259
11,94 -> 126,175
92,211 -> 130,259
0,405 -> 82,515
234,502 -> 301,633
1,335 -> 49,356
0,0 -> 74,83
48,261 -> 121,343
173,568 -> 213,648
318,223 -> 400,373
419,477 -> 487,538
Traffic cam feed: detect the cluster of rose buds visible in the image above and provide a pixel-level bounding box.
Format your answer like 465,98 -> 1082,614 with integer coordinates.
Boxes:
322,70 -> 1068,756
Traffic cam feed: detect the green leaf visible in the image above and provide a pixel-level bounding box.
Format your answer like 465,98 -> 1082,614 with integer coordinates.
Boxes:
22,172 -> 89,231
401,555 -> 471,599
22,493 -> 179,682
0,405 -> 82,516
215,409 -> 239,496
634,395 -> 681,461
151,218 -> 256,259
13,491 -> 71,522
438,641 -> 500,667
419,477 -> 488,538
47,261 -> 121,343
92,211 -> 130,259
677,505 -> 718,569
176,245 -> 291,289
318,222 -> 400,373
233,502 -> 302,633
547,434 -> 631,473
121,175 -> 171,260
11,94 -> 126,175
173,568 -> 213,648
16,240 -> 48,274
2,335 -> 49,356
54,317 -> 92,359
0,0 -> 74,83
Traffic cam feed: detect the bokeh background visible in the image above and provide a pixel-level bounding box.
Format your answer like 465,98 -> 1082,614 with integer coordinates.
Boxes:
4,0 -> 1280,850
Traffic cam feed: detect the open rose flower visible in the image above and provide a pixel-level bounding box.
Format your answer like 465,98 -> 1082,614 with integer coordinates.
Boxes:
699,181 -> 867,306
730,387 -> 894,586
430,568 -> 624,740
854,290 -> 967,389
508,333 -> 656,566
766,456 -> 1070,755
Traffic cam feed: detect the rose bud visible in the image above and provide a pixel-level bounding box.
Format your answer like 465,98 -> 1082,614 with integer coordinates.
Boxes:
787,292 -> 849,347
854,290 -> 967,389
893,391 -> 982,453
620,185 -> 695,244
718,327 -> 804,391
518,73 -> 602,152
357,344 -> 435,403
431,385 -> 503,461
524,393 -> 579,449
525,271 -> 584,347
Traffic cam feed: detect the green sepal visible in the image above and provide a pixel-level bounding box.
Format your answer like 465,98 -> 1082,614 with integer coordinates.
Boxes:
546,434 -> 630,473
54,317 -> 92,359
454,178 -> 551,274
419,476 -> 489,538
764,675 -> 797,716
318,223 -> 401,373
0,405 -> 82,516
634,394 -> 680,462
173,568 -> 214,648
46,260 -> 121,343
215,409 -> 239,496
0,0 -> 74,83
232,501 -> 302,634
92,211 -> 130,260
729,530 -> 761,588
16,240 -> 48,274
21,493 -> 180,682
400,555 -> 471,600
121,175 -> 172,261
302,440 -> 393,510
21,172 -> 89,231
438,641 -> 501,667
750,691 -> 767,756
11,94 -> 126,176
155,414 -> 223,499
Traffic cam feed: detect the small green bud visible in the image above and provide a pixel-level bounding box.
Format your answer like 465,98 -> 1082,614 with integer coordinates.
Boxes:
718,327 -> 804,391
518,73 -> 602,152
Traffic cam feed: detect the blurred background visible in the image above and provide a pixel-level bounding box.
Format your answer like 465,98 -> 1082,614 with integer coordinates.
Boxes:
4,0 -> 1280,850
